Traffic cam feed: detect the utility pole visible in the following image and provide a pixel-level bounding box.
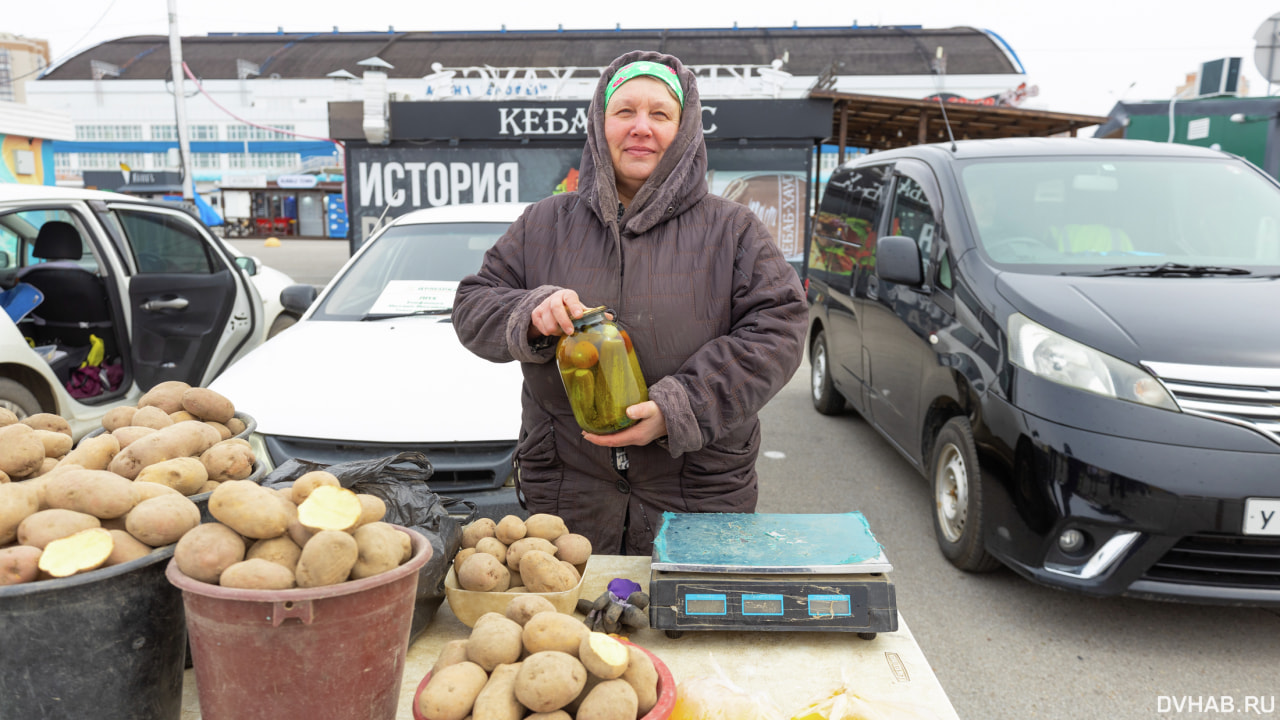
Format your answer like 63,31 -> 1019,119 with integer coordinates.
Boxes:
167,0 -> 195,201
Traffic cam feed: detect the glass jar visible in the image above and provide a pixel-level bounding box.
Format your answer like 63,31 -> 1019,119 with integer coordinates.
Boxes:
556,306 -> 648,434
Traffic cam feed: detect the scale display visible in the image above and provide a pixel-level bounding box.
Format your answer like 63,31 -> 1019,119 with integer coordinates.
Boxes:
648,512 -> 898,635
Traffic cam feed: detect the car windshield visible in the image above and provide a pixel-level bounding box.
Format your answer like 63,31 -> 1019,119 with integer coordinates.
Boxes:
960,156 -> 1280,274
310,221 -> 509,320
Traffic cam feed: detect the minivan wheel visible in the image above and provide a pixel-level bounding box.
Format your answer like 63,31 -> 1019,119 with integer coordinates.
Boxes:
930,417 -> 1000,572
0,378 -> 43,419
810,331 -> 845,415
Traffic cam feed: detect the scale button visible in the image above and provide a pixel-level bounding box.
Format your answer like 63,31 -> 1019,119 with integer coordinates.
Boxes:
684,593 -> 727,615
807,593 -> 852,617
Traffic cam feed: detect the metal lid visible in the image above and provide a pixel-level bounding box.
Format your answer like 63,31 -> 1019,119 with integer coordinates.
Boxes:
571,305 -> 609,329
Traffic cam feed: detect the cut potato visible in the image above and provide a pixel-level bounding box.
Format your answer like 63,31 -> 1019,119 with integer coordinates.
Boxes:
296,484 -> 362,531
38,527 -> 114,578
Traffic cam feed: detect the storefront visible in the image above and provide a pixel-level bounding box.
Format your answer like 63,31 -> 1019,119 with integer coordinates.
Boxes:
217,174 -> 347,238
337,98 -> 831,261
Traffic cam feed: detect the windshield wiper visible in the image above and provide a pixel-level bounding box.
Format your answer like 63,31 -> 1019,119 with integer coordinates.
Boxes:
360,308 -> 452,321
1062,262 -> 1253,278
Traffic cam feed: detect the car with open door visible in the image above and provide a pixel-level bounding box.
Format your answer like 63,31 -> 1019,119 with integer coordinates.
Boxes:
805,137 -> 1280,606
0,183 -> 269,438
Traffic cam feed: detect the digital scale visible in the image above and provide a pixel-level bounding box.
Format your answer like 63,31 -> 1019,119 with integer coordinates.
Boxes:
648,512 -> 898,638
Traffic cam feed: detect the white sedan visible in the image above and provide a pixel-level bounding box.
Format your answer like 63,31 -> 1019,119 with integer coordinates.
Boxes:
210,203 -> 530,520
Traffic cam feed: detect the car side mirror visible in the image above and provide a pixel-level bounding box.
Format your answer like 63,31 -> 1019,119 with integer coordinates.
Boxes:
876,235 -> 924,286
280,283 -> 319,315
234,256 -> 259,276
0,250 -> 10,269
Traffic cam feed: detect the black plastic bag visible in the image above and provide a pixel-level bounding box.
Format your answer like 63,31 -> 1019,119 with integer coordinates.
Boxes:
261,451 -> 477,643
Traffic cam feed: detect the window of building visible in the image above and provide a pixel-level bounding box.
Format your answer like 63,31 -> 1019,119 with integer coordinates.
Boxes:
54,154 -> 74,170
151,125 -> 177,141
0,49 -> 13,103
228,152 -> 300,170
192,153 -> 221,169
227,124 -> 295,141
75,125 -> 144,141
189,125 -> 219,140
75,152 -> 146,170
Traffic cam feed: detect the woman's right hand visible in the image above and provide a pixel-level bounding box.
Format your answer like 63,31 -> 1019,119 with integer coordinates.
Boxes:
528,289 -> 588,339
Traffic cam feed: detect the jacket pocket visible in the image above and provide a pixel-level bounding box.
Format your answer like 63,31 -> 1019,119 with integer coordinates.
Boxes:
515,420 -> 562,511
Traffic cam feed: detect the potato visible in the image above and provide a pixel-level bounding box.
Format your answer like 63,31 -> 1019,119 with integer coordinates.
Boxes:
204,421 -> 232,441
495,515 -> 527,545
525,712 -> 572,720
59,433 -> 120,471
101,406 -> 137,432
457,551 -> 509,592
289,471 -> 340,505
465,614 -> 523,671
105,529 -> 153,565
505,536 -> 557,573
505,593 -> 557,626
33,429 -> 73,459
130,405 -> 174,430
0,545 -> 42,585
225,416 -> 247,436
200,441 -> 256,483
135,456 -> 209,496
220,558 -> 296,589
461,517 -> 496,548
549,533 -> 591,565
169,411 -> 199,424
295,530 -> 358,588
42,468 -> 139,520
21,413 -> 72,437
576,678 -> 638,720
137,380 -> 192,414
108,422 -> 221,479
174,522 -> 245,584
350,522 -> 407,579
578,632 -> 629,679
247,535 -> 303,572
453,547 -> 478,569
522,610 -> 590,656
476,535 -> 508,561
430,639 -> 471,676
111,425 -> 156,449
133,482 -> 184,503
354,493 -> 386,528
38,527 -> 113,578
473,662 -> 524,720
0,424 -> 45,479
416,661 -> 488,720
513,651 -> 587,713
519,550 -> 578,593
209,480 -> 291,539
125,494 -> 201,546
0,481 -> 40,544
32,457 -> 58,478
182,387 -> 235,424
297,485 -> 362,531
621,643 -> 659,714
524,513 -> 568,541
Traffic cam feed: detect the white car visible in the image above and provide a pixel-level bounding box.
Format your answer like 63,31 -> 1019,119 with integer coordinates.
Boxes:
0,184 -> 291,437
210,203 -> 530,520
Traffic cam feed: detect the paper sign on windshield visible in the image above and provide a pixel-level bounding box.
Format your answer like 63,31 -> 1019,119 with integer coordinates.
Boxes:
368,280 -> 459,314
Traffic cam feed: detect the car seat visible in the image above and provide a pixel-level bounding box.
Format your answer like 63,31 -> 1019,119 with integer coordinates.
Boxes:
18,221 -> 115,355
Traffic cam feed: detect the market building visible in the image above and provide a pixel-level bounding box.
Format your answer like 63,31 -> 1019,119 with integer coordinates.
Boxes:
24,25 -> 1106,248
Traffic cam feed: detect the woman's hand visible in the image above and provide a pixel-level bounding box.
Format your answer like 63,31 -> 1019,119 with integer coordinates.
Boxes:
583,401 -> 667,447
529,289 -> 588,339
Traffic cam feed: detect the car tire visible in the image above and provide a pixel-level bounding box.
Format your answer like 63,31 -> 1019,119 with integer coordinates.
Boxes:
810,330 -> 846,415
930,416 -> 1001,572
268,313 -> 299,339
0,378 -> 43,419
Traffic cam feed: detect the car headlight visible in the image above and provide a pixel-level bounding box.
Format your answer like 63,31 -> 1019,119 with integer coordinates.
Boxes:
246,431 -> 276,473
1007,313 -> 1179,411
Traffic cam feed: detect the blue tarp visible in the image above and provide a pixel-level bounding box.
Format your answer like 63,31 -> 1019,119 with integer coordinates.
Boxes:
193,193 -> 223,227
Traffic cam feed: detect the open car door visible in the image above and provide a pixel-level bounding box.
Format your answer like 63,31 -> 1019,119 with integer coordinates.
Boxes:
105,203 -> 260,390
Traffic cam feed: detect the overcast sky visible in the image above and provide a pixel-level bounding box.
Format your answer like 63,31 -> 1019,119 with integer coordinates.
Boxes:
7,0 -> 1280,117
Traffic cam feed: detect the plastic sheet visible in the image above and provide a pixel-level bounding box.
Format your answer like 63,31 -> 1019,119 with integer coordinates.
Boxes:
670,655 -> 783,720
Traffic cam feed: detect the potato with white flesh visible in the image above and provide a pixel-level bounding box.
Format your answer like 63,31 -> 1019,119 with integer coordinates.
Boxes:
579,632 -> 630,679
290,470 -> 340,505
38,527 -> 114,578
297,484 -> 363,531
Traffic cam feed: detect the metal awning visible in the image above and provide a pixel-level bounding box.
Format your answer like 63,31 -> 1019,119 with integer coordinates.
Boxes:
809,89 -> 1109,157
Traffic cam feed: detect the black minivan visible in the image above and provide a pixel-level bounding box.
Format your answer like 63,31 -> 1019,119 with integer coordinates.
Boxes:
805,137 -> 1280,606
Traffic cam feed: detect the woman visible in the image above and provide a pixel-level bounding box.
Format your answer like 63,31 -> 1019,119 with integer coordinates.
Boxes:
453,50 -> 806,554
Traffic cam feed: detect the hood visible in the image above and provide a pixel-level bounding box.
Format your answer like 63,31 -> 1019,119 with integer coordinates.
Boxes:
995,273 -> 1280,366
209,318 -> 523,443
580,50 -> 708,235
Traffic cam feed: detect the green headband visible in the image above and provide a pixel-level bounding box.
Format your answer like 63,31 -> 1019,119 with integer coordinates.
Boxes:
603,61 -> 685,109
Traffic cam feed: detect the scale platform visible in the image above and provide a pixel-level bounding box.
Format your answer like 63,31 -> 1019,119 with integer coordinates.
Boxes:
648,512 -> 898,637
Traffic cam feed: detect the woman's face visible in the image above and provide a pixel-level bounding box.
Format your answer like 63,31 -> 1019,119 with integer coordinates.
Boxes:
604,76 -> 682,202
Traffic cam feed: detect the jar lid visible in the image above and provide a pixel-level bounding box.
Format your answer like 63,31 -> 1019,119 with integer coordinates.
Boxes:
572,305 -> 609,329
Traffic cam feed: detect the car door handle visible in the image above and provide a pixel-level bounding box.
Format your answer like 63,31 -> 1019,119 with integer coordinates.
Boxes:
143,297 -> 189,311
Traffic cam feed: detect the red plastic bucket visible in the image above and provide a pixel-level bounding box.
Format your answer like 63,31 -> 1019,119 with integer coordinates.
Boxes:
166,525 -> 431,720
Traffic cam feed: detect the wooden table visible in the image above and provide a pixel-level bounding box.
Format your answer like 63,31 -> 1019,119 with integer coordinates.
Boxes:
181,555 -> 959,719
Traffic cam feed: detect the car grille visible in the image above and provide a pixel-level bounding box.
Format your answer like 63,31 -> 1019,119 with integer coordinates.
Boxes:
1144,361 -> 1280,446
1143,534 -> 1280,589
261,436 -> 515,493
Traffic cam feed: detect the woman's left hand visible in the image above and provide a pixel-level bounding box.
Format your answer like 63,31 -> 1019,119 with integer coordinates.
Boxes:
583,401 -> 667,447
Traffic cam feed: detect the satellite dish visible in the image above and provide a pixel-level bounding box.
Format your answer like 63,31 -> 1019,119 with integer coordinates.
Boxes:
1253,12 -> 1280,84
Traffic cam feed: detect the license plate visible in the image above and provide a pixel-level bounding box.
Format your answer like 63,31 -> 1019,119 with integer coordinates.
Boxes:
1242,498 -> 1280,535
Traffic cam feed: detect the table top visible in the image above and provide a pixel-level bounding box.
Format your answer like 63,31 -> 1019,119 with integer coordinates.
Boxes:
180,554 -> 960,720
